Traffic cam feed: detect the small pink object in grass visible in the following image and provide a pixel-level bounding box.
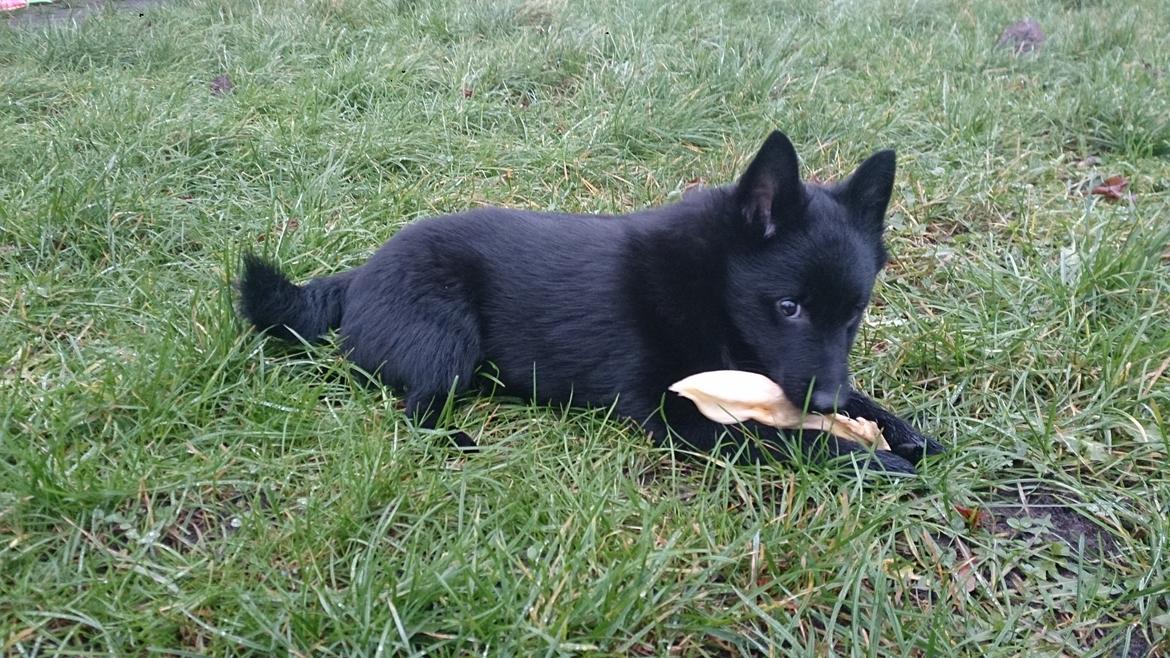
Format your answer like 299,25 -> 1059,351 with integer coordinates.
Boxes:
0,0 -> 30,10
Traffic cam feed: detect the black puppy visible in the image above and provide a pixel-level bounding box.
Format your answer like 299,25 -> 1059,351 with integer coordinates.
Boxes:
239,131 -> 945,472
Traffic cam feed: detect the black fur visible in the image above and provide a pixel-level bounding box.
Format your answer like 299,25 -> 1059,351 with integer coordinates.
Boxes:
238,253 -> 353,344
238,131 -> 945,472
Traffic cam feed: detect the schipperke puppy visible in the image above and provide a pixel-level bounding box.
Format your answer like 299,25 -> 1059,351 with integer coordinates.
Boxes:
238,131 -> 945,473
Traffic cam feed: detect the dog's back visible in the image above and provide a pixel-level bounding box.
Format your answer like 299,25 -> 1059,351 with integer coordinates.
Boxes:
242,198 -> 733,403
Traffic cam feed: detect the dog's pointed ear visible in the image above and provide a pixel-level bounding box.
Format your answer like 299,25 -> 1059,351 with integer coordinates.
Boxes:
841,149 -> 896,234
735,131 -> 805,239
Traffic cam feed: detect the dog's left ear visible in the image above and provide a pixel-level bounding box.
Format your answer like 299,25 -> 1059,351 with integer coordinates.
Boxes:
840,149 -> 896,234
736,131 -> 806,239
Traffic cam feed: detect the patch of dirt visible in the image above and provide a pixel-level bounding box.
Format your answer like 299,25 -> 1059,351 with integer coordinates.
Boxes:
161,505 -> 232,553
160,488 -> 270,554
1111,634 -> 1154,658
89,487 -> 266,557
968,487 -> 1160,657
983,489 -> 1121,559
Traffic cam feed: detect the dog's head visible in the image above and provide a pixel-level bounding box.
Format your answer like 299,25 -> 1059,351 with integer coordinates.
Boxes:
723,131 -> 896,412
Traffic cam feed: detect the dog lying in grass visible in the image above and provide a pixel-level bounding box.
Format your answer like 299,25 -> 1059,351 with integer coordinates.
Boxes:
238,130 -> 945,473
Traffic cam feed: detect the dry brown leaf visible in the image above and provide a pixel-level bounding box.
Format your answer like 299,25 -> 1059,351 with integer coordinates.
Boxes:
954,505 -> 989,529
1090,175 -> 1130,201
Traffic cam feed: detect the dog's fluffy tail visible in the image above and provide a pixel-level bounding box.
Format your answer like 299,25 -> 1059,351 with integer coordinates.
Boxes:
237,254 -> 351,343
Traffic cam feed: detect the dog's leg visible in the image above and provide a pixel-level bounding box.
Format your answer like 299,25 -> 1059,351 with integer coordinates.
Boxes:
405,388 -> 478,450
787,430 -> 918,474
397,329 -> 481,450
840,391 -> 946,465
343,287 -> 482,450
647,399 -> 918,474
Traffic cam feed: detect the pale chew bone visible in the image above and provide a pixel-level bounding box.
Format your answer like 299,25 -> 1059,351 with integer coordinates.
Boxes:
669,370 -> 891,451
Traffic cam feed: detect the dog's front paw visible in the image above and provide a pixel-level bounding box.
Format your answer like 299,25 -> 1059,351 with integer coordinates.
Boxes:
888,428 -> 946,465
448,430 -> 480,451
812,434 -> 918,476
852,448 -> 918,475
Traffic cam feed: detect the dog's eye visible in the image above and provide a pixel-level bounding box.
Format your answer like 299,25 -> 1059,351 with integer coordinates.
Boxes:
777,298 -> 801,318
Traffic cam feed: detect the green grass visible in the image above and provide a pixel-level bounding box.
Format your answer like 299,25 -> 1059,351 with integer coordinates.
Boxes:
2,0 -> 1169,655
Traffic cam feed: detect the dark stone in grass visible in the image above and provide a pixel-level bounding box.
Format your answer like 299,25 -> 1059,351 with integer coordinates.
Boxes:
210,74 -> 235,97
997,19 -> 1046,54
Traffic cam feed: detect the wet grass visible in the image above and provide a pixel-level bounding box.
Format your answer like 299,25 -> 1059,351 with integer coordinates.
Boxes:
2,0 -> 1168,655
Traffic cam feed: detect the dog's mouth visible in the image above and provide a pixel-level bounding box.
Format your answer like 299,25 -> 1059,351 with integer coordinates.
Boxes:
775,377 -> 842,414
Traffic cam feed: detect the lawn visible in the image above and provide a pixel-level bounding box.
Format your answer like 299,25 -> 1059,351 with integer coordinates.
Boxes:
1,0 -> 1168,655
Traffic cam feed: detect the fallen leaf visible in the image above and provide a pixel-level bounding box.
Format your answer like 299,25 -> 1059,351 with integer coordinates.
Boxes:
997,19 -> 1045,54
1140,354 -> 1170,399
682,178 -> 708,200
210,74 -> 235,97
951,538 -> 982,598
1056,432 -> 1110,462
1090,175 -> 1130,201
4,625 -> 37,647
953,557 -> 978,594
750,530 -> 770,586
883,558 -> 922,582
954,505 -> 989,528
1059,244 -> 1081,285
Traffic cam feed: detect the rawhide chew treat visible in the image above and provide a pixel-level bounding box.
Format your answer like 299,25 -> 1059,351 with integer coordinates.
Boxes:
669,370 -> 890,451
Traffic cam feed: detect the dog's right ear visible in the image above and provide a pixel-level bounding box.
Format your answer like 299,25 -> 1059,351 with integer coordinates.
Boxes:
735,131 -> 806,239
